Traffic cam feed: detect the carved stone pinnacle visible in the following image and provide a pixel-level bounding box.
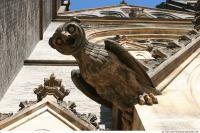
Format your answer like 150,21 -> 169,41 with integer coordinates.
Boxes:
34,73 -> 70,102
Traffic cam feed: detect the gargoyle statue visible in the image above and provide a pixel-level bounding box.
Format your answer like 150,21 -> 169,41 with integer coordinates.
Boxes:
49,19 -> 161,130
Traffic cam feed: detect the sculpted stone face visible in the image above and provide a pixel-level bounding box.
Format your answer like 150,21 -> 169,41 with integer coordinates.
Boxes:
49,22 -> 86,55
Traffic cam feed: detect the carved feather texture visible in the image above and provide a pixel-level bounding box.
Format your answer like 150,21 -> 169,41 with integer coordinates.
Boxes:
84,43 -> 109,65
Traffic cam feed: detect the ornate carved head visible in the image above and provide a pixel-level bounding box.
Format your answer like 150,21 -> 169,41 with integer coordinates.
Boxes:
49,19 -> 86,55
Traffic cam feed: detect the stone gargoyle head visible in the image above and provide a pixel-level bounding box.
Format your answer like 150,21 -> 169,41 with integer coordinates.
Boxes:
49,19 -> 87,55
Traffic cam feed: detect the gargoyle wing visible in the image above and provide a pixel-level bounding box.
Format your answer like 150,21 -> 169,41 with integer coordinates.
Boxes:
104,39 -> 161,95
71,70 -> 112,108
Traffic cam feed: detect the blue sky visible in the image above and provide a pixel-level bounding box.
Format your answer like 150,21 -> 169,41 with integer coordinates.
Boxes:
70,0 -> 166,10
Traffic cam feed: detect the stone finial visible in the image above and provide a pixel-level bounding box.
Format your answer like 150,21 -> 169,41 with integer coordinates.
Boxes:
44,73 -> 62,87
120,0 -> 127,5
34,73 -> 70,102
70,17 -> 81,23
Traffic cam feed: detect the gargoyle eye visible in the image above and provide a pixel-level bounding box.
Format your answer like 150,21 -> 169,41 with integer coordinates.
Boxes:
68,26 -> 75,33
66,24 -> 76,34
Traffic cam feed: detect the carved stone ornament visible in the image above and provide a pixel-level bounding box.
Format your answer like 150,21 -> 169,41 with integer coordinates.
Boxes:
0,113 -> 13,121
58,100 -> 99,128
34,73 -> 70,102
49,18 -> 161,130
178,35 -> 192,46
32,74 -> 99,129
120,0 -> 127,5
0,74 -> 99,130
19,101 -> 37,111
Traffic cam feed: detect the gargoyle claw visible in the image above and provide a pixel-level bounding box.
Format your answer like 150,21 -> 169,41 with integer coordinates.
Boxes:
144,94 -> 153,105
138,93 -> 158,105
149,93 -> 158,104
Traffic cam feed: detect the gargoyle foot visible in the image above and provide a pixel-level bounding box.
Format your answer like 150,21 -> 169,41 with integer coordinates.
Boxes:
138,93 -> 158,105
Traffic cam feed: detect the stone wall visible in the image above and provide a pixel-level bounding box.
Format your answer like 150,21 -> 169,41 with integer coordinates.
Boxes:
0,0 -> 54,100
43,0 -> 53,33
52,0 -> 61,19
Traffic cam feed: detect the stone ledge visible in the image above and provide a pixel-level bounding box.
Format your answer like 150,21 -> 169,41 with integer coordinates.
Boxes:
134,48 -> 200,130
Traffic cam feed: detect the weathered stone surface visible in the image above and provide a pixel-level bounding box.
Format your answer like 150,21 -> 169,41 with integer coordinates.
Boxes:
134,48 -> 200,130
0,0 -> 55,100
0,0 -> 40,99
58,3 -> 194,19
49,20 -> 162,130
0,66 -> 112,129
28,22 -> 73,61
43,0 -> 53,33
9,72 -> 99,130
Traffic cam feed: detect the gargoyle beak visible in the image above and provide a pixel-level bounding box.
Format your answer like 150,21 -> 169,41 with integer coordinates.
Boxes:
49,31 -> 75,49
49,32 -> 65,49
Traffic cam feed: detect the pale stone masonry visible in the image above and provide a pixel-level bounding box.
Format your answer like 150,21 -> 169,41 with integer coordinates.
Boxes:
0,0 -> 54,99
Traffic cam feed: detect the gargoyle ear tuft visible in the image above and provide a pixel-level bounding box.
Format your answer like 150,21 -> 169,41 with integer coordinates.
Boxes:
55,26 -> 63,33
70,17 -> 81,23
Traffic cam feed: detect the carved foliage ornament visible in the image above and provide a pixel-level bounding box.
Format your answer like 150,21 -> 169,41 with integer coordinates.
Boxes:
0,74 -> 99,129
34,73 -> 70,102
